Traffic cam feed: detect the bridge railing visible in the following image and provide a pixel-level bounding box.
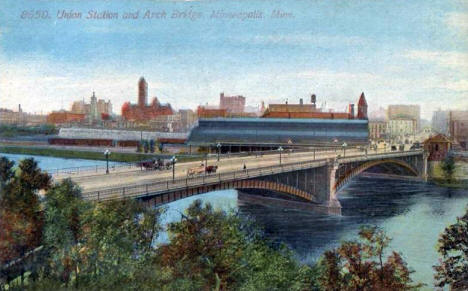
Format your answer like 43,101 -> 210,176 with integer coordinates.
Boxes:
50,146 -> 355,178
49,162 -> 139,176
82,149 -> 423,202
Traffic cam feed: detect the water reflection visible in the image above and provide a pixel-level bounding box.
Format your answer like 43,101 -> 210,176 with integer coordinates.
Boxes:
159,176 -> 468,286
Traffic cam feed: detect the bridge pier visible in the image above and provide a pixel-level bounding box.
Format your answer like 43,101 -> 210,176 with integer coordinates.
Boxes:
422,151 -> 429,181
325,159 -> 342,215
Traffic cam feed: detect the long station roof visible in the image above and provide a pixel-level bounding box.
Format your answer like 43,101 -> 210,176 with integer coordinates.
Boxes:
187,118 -> 369,146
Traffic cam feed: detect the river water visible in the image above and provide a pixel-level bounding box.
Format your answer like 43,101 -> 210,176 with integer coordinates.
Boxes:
158,176 -> 468,288
0,153 -> 123,172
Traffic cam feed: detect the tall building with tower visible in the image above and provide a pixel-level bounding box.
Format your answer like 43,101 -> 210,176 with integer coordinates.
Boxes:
121,77 -> 174,122
138,77 -> 148,107
89,91 -> 101,123
357,92 -> 368,120
70,92 -> 112,120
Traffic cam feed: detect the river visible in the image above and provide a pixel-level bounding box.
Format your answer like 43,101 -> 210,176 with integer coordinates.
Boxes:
158,176 -> 468,289
0,153 -> 123,172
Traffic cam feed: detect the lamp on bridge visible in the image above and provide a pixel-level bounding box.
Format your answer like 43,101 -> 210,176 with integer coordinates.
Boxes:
171,156 -> 177,182
104,149 -> 111,174
217,142 -> 221,161
333,138 -> 339,153
205,153 -> 208,175
342,142 -> 348,157
278,146 -> 284,165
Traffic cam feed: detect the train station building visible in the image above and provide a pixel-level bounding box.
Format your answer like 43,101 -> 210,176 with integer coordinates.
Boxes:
187,117 -> 369,152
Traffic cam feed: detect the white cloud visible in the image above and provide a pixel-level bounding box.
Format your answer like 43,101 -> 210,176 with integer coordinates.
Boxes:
442,79 -> 468,92
445,12 -> 468,33
404,50 -> 468,70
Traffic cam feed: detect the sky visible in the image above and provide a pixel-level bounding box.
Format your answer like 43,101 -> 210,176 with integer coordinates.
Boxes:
0,0 -> 467,119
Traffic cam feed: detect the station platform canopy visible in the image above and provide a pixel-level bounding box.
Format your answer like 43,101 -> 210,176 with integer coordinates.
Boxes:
187,118 -> 369,147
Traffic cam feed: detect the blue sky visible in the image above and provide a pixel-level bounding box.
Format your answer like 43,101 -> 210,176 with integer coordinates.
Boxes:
1,0 -> 467,119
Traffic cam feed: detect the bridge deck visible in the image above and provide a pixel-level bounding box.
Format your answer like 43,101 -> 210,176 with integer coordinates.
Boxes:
81,150 -> 423,202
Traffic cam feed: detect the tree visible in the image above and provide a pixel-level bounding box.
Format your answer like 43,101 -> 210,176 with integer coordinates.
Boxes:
0,158 -> 50,287
0,158 -> 51,260
136,142 -> 143,153
317,225 -> 422,290
42,179 -> 90,287
0,208 -> 35,265
149,139 -> 155,153
143,140 -> 149,153
434,207 -> 468,290
0,157 -> 15,188
440,155 -> 456,184
158,199 -> 315,290
76,199 -> 161,289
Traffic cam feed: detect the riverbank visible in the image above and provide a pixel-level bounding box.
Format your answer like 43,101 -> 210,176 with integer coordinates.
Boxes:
431,178 -> 468,189
0,145 -> 206,163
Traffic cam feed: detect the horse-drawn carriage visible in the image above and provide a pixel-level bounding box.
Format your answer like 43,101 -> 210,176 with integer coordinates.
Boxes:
137,158 -> 171,171
187,164 -> 218,177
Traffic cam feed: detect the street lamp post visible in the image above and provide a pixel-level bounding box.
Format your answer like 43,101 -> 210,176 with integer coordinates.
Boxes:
104,149 -> 110,174
342,142 -> 347,157
217,143 -> 221,161
171,156 -> 177,182
205,153 -> 208,175
278,146 -> 284,165
333,138 -> 338,153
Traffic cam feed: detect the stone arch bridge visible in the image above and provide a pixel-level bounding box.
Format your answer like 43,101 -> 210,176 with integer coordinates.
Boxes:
83,150 -> 427,215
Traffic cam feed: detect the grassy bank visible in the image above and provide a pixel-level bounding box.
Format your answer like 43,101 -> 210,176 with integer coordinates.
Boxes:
0,145 -> 204,163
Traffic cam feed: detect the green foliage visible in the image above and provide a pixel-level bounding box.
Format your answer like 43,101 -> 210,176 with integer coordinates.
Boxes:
158,200 -> 315,290
440,155 -> 456,184
53,199 -> 161,289
143,140 -> 149,153
0,157 -> 50,287
433,207 -> 468,290
317,225 -> 422,291
42,179 -> 90,286
149,140 -> 155,153
0,156 -> 15,187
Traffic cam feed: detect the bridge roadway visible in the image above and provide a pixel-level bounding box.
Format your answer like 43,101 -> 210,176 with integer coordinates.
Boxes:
73,149 -> 424,204
61,147 -> 365,192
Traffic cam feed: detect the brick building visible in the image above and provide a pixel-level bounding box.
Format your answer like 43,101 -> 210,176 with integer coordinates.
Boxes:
262,93 -> 367,120
121,77 -> 174,122
449,110 -> 468,149
197,106 -> 227,118
219,93 -> 245,113
369,120 -> 387,140
423,134 -> 452,161
46,111 -> 85,124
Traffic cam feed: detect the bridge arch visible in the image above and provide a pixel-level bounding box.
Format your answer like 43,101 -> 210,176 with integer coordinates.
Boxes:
333,159 -> 419,193
231,179 -> 319,203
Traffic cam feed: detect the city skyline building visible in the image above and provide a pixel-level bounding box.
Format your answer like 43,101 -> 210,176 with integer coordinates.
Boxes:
219,93 -> 246,113
121,77 -> 174,122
